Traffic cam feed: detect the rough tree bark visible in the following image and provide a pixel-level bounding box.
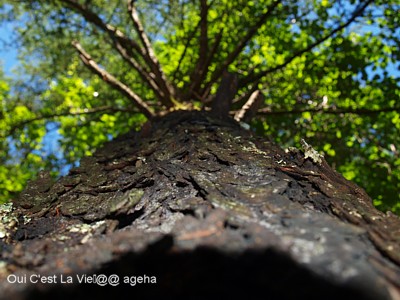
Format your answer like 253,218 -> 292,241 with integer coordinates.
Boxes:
1,110 -> 399,299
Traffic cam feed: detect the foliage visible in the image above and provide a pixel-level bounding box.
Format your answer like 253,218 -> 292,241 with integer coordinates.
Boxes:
0,0 -> 398,214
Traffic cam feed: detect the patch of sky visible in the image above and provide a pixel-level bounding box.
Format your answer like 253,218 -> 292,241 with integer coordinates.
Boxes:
0,19 -> 18,76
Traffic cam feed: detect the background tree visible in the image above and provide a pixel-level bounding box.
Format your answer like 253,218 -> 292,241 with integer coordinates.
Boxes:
0,0 -> 399,213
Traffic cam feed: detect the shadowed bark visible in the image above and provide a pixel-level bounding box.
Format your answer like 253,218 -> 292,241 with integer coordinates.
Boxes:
1,110 -> 399,299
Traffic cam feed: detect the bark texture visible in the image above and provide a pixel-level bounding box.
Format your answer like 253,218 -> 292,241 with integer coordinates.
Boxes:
1,110 -> 399,299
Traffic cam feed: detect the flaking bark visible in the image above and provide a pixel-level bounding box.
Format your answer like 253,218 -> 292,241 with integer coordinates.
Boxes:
1,111 -> 399,299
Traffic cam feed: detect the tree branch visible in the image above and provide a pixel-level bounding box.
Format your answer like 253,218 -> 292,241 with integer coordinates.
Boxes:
60,0 -> 144,56
256,106 -> 400,116
3,106 -> 137,138
203,0 -> 281,94
59,0 -> 174,108
234,90 -> 264,122
232,82 -> 258,106
211,71 -> 238,117
112,40 -> 166,102
199,0 -> 209,68
128,0 -> 176,106
190,27 -> 224,102
72,41 -> 155,119
202,27 -> 223,76
240,0 -> 374,88
187,0 -> 209,98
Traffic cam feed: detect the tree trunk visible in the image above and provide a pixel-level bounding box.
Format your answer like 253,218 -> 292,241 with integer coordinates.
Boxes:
1,110 -> 399,299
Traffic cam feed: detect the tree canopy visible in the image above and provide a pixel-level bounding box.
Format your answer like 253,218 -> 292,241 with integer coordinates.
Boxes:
0,0 -> 399,214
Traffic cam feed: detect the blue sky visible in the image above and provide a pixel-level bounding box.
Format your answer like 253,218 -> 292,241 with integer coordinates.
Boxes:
0,23 -> 18,75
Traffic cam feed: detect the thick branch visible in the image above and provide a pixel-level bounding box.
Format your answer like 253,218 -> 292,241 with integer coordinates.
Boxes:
203,27 -> 223,75
199,0 -> 209,69
241,0 -> 374,88
187,0 -> 209,96
211,71 -> 238,117
72,41 -> 154,118
234,90 -> 264,122
128,0 -> 175,105
204,0 -> 281,94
